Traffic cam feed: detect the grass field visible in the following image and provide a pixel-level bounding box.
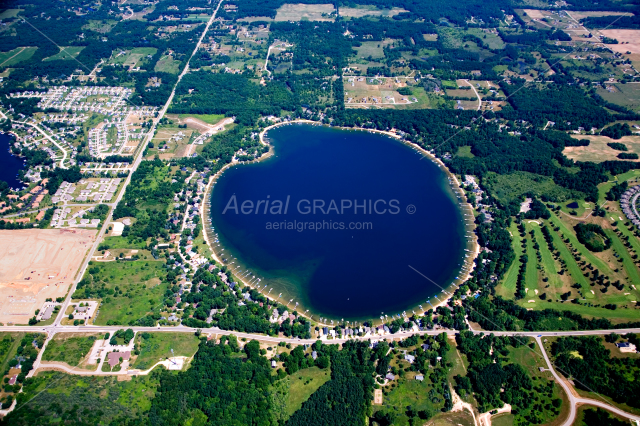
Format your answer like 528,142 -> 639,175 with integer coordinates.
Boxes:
564,135 -> 640,163
75,259 -> 168,325
110,47 -> 157,68
354,39 -> 396,59
172,113 -> 226,125
43,46 -> 85,62
154,55 -> 180,74
99,235 -> 148,251
132,332 -> 200,370
9,372 -> 160,423
0,9 -> 22,19
484,171 -> 584,204
82,19 -> 118,34
286,366 -> 331,415
0,47 -> 37,67
42,333 -> 100,367
597,83 -> 640,113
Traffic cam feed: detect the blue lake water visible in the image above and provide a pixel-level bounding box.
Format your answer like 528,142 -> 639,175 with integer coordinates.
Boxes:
209,124 -> 470,322
0,132 -> 25,190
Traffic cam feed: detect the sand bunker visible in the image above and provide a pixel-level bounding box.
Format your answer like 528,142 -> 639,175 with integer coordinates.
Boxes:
0,229 -> 96,324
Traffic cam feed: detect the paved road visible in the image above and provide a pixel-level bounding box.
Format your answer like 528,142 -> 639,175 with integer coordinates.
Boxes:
14,120 -> 68,169
53,1 -> 224,328
463,79 -> 481,111
535,337 -> 640,425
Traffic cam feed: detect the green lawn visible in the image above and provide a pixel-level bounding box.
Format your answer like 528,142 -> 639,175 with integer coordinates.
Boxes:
605,229 -> 640,290
532,224 -> 561,289
132,332 -> 200,370
498,222 -> 524,298
549,212 -> 614,277
99,235 -> 148,251
286,366 -> 331,415
43,46 -> 85,61
74,259 -> 168,325
547,221 -> 591,296
42,334 -> 100,367
524,223 -> 540,297
175,113 -> 226,125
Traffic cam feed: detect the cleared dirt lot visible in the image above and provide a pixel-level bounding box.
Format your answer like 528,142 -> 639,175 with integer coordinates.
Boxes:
563,135 -> 640,163
0,229 -> 96,324
275,3 -> 335,21
599,30 -> 640,54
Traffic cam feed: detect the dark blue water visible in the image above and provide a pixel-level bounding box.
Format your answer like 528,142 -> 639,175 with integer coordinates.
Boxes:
209,124 -> 469,321
0,132 -> 25,189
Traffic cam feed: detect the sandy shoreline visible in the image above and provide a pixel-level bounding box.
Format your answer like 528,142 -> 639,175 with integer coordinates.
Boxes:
200,119 -> 480,325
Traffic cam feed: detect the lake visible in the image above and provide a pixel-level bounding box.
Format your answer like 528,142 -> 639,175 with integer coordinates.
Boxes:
209,124 -> 471,322
0,132 -> 25,190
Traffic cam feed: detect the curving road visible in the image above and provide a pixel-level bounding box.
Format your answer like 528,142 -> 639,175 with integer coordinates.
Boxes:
535,336 -> 640,425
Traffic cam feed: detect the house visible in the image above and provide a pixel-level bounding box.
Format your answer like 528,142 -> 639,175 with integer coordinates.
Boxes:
107,351 -> 131,367
385,373 -> 395,381
404,355 -> 415,363
40,305 -> 56,320
271,360 -> 277,368
422,344 -> 430,351
8,375 -> 17,385
322,327 -> 329,335
415,375 -> 424,381
616,342 -> 637,353
312,351 -> 317,360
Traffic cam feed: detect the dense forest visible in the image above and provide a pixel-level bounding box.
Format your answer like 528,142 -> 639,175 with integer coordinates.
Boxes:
552,336 -> 640,408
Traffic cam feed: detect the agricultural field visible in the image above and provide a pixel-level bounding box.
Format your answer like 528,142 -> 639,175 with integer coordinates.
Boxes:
42,333 -> 101,368
563,135 -> 640,163
131,332 -> 200,370
0,47 -> 37,67
43,46 -> 85,62
73,259 -> 168,326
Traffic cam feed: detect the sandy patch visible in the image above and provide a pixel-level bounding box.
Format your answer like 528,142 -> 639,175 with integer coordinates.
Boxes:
599,30 -> 640,55
0,229 -> 96,324
340,7 -> 408,18
274,3 -> 335,21
523,9 -> 546,20
564,135 -> 640,163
